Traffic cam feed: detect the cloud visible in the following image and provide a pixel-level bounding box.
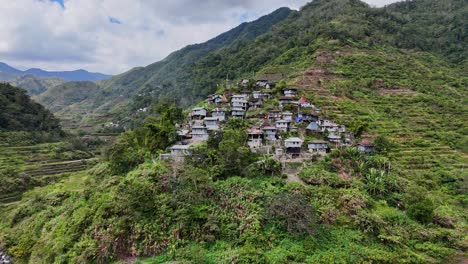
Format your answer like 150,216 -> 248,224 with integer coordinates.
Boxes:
0,0 -> 401,74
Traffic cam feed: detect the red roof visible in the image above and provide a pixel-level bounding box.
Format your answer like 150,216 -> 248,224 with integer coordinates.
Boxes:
359,138 -> 374,146
298,96 -> 309,104
248,129 -> 263,134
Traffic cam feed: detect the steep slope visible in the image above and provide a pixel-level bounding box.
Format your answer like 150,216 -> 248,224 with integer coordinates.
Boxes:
8,74 -> 65,96
35,81 -> 100,113
0,83 -> 62,133
48,7 -> 294,128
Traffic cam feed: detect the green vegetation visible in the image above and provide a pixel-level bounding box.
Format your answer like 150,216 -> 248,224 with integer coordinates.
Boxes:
1,0 -> 467,263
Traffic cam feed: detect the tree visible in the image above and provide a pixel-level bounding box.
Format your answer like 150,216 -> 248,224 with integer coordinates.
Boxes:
266,193 -> 318,236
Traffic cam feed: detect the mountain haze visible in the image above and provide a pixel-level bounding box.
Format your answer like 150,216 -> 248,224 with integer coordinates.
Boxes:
0,62 -> 111,82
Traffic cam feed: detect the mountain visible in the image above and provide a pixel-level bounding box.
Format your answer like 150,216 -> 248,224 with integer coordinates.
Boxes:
46,0 -> 466,131
8,74 -> 65,96
39,7 -> 294,129
0,0 -> 467,263
0,83 -> 62,133
36,81 -> 100,112
0,61 -> 111,82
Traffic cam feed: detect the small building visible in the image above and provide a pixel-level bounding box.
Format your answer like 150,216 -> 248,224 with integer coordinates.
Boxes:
268,110 -> 282,120
282,111 -> 293,121
231,108 -> 246,119
253,91 -> 273,99
328,132 -> 342,145
190,107 -> 207,120
308,140 -> 329,154
177,129 -> 191,140
262,126 -> 277,141
239,79 -> 250,86
211,108 -> 226,121
249,98 -> 263,109
283,88 -> 298,97
285,137 -> 303,157
241,91 -> 251,97
358,139 -> 374,154
208,94 -> 224,104
192,126 -> 209,141
231,95 -> 248,110
319,120 -> 340,133
306,122 -> 322,134
170,145 -> 193,157
279,96 -> 294,105
275,119 -> 290,133
298,96 -> 312,107
204,117 -> 219,130
256,79 -> 269,88
298,112 -> 319,122
247,129 -> 263,149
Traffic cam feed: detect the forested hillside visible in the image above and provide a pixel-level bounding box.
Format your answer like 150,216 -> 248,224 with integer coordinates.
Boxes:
0,83 -> 62,134
40,7 -> 294,129
0,0 -> 466,263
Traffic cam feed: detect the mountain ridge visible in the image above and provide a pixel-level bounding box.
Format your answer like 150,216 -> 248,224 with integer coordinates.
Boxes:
0,61 -> 111,82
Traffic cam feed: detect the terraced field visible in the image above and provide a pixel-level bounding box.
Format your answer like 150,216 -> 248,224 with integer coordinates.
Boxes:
0,142 -> 96,204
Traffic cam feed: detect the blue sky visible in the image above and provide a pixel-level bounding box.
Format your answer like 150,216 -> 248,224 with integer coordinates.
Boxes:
0,0 -> 401,74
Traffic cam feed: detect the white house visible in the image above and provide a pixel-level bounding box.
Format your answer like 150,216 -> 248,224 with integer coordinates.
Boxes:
231,108 -> 246,119
190,107 -> 207,120
279,96 -> 294,105
211,108 -> 226,121
282,112 -> 293,121
308,141 -> 329,154
247,129 -> 263,149
358,139 -> 374,154
283,88 -> 298,97
285,137 -> 303,157
269,110 -> 282,120
275,120 -> 290,133
328,132 -> 342,145
170,145 -> 193,157
262,126 -> 277,141
192,126 -> 209,141
204,117 -> 219,130
231,95 -> 248,110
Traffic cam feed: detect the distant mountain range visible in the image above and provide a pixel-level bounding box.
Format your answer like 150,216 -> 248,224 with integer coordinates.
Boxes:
0,62 -> 111,82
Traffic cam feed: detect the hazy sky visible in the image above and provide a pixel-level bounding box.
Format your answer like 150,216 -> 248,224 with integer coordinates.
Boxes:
0,0 -> 401,74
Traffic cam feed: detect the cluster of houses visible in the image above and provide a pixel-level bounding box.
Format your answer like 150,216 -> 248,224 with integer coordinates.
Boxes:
163,78 -> 374,160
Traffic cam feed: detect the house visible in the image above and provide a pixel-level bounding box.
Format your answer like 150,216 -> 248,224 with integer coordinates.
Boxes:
231,94 -> 248,110
170,145 -> 193,157
239,79 -> 250,86
190,107 -> 207,120
231,108 -> 246,119
252,91 -> 272,100
204,117 -> 219,130
283,88 -> 298,97
247,129 -> 263,149
358,139 -> 374,154
211,108 -> 226,121
207,94 -> 223,104
192,126 -> 209,141
306,122 -> 322,134
298,112 -> 319,122
265,82 -> 275,89
275,119 -> 290,133
285,137 -> 303,157
298,96 -> 311,107
256,79 -> 269,88
177,129 -> 191,140
282,111 -> 293,121
279,96 -> 294,105
318,120 -> 340,133
268,110 -> 282,120
308,140 -> 329,154
241,91 -> 251,97
328,132 -> 342,145
249,98 -> 263,109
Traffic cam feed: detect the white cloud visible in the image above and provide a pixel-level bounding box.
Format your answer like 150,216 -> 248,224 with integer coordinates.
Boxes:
0,0 -> 401,74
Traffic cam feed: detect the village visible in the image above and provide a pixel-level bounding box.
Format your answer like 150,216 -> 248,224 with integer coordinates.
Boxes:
161,78 -> 374,161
